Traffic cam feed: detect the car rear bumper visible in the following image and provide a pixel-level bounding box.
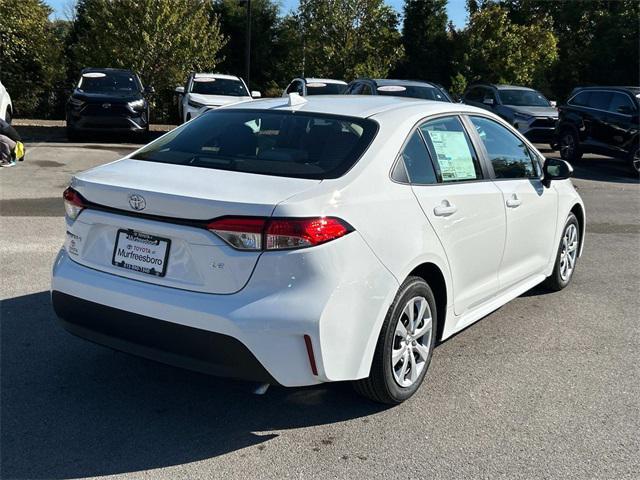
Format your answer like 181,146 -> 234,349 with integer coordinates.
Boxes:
51,232 -> 397,386
53,291 -> 276,383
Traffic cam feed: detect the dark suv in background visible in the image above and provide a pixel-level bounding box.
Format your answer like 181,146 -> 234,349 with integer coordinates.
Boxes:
462,83 -> 558,146
66,68 -> 153,140
556,86 -> 639,176
344,79 -> 453,102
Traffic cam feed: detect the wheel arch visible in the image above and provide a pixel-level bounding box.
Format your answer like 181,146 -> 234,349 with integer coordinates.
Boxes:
407,262 -> 448,342
570,202 -> 586,257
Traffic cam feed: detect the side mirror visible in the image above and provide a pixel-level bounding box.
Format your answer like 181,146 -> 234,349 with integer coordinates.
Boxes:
617,105 -> 633,115
251,90 -> 261,99
543,158 -> 573,187
174,86 -> 185,95
144,85 -> 155,95
482,98 -> 495,106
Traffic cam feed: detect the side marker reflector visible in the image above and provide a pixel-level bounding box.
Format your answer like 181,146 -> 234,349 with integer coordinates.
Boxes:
303,334 -> 318,376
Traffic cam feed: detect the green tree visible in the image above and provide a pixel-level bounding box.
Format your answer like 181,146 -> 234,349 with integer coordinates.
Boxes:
398,0 -> 452,85
463,3 -> 558,87
213,0 -> 293,96
292,0 -> 404,80
70,0 -> 226,121
0,0 -> 65,116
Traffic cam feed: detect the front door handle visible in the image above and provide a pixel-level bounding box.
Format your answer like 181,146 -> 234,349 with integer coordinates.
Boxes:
434,200 -> 457,217
506,194 -> 522,208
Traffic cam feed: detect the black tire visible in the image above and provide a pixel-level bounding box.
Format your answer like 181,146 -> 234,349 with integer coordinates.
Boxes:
353,276 -> 438,404
543,212 -> 580,292
558,129 -> 583,163
628,145 -> 640,177
66,126 -> 80,142
5,108 -> 12,125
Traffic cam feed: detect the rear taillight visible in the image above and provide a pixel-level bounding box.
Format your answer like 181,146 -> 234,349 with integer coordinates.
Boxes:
63,187 -> 85,221
207,216 -> 353,251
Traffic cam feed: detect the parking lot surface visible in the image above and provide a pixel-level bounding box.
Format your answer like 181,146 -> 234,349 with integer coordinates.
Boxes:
1,126 -> 639,479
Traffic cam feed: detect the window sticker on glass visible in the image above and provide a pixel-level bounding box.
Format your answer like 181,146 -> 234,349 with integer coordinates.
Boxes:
82,72 -> 106,78
425,130 -> 477,181
307,82 -> 327,88
194,77 -> 216,82
377,86 -> 406,92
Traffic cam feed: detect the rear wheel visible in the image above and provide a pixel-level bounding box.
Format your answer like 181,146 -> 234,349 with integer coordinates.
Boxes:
353,276 -> 437,404
559,130 -> 582,163
543,213 -> 580,291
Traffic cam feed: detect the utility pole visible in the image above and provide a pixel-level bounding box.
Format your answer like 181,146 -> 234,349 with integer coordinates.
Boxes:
245,0 -> 252,90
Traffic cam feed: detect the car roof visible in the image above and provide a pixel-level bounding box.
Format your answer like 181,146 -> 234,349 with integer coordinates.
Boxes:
572,85 -> 640,95
371,79 -> 438,88
303,78 -> 347,85
223,95 -> 485,119
194,73 -> 241,81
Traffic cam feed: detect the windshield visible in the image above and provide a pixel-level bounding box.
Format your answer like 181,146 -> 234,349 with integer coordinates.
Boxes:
133,110 -> 378,179
499,89 -> 550,107
305,83 -> 346,95
376,85 -> 450,102
190,78 -> 249,97
78,72 -> 141,93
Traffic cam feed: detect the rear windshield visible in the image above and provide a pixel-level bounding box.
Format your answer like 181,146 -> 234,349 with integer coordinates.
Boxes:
376,85 -> 451,102
132,110 -> 378,179
306,83 -> 346,95
78,72 -> 141,93
190,78 -> 248,97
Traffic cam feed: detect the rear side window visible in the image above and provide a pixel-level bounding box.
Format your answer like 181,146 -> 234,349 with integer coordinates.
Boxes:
395,131 -> 437,184
420,116 -> 483,182
469,116 -> 539,179
133,110 -> 378,180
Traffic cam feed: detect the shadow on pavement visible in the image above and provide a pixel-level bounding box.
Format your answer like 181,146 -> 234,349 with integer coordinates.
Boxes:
0,292 -> 387,479
543,150 -> 638,184
15,125 -> 168,145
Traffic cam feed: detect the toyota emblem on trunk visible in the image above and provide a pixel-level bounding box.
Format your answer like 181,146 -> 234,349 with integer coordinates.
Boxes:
128,194 -> 146,211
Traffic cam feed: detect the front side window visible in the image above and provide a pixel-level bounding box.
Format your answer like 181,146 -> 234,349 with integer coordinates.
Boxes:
420,116 -> 483,182
469,116 -> 539,179
133,110 -> 378,180
191,78 -> 249,97
608,92 -> 636,114
569,91 -> 590,107
587,91 -> 613,110
395,131 -> 437,184
465,87 -> 483,102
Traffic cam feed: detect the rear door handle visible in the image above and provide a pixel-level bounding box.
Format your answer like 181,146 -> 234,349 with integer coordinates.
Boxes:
434,201 -> 457,217
506,195 -> 522,208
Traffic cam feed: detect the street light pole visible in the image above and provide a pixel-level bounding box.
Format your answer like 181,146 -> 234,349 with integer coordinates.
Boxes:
245,0 -> 252,90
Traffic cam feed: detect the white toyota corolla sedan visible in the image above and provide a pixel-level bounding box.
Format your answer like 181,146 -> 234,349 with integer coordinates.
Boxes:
52,95 -> 585,404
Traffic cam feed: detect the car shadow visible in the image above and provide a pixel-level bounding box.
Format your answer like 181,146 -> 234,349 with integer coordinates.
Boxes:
0,292 -> 387,479
543,150 -> 638,184
16,125 -> 169,145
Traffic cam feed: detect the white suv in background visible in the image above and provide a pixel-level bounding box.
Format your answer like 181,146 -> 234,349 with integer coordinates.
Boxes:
0,81 -> 13,123
175,73 -> 260,123
53,96 -> 585,404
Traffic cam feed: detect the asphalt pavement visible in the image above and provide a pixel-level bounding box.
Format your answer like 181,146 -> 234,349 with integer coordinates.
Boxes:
1,125 -> 638,479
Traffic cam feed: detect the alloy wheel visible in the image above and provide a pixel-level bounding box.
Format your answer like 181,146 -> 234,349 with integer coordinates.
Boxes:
391,296 -> 433,388
560,133 -> 575,160
559,223 -> 578,281
632,148 -> 640,174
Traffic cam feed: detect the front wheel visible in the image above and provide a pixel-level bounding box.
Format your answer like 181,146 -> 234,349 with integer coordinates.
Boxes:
629,146 -> 640,177
353,276 -> 437,404
559,130 -> 583,163
543,213 -> 580,291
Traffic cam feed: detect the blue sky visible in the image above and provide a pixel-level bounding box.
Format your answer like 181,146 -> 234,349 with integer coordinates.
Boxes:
46,0 -> 468,28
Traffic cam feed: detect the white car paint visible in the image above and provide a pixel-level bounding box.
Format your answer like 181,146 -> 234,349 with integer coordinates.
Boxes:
177,73 -> 255,124
0,81 -> 12,123
52,96 -> 585,389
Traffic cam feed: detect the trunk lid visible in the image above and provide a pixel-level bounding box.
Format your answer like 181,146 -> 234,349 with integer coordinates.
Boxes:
67,159 -> 321,293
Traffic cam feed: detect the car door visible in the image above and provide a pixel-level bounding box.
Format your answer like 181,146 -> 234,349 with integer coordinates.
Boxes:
604,91 -> 639,157
406,115 -> 506,316
466,115 -> 558,291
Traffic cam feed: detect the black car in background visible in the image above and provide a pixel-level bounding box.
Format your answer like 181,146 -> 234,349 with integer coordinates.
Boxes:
344,79 -> 453,102
556,86 -> 639,176
462,83 -> 558,146
66,68 -> 153,140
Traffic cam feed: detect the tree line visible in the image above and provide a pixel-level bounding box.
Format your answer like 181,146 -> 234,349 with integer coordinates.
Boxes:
0,0 -> 637,122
